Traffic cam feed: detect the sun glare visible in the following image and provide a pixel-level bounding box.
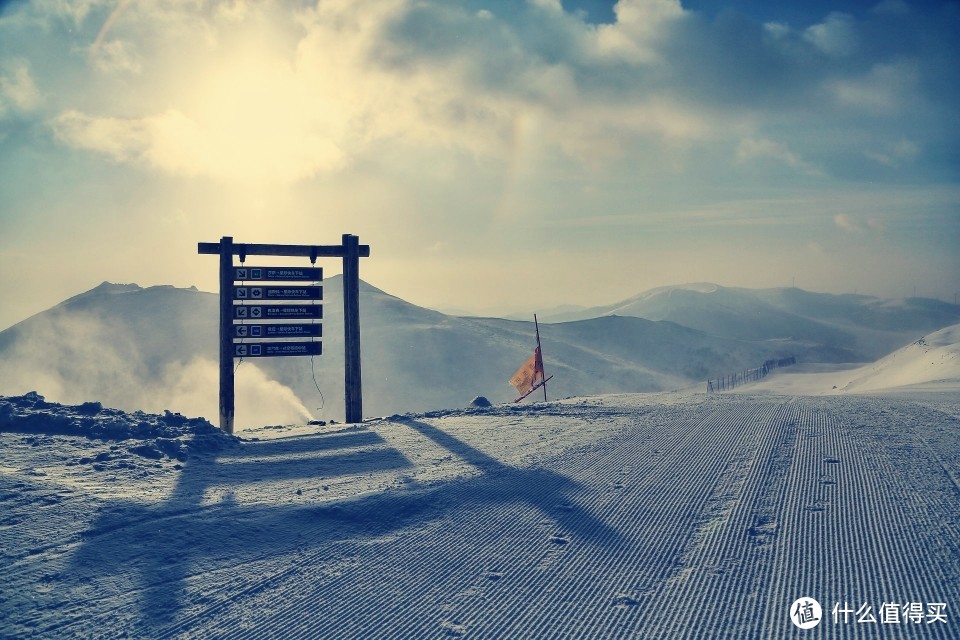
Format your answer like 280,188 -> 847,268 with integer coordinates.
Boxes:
175,46 -> 344,183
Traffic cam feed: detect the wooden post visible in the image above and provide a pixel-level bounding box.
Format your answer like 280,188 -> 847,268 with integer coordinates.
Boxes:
219,236 -> 235,434
342,234 -> 363,423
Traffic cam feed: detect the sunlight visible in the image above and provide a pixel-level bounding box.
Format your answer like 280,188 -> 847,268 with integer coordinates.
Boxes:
175,46 -> 345,183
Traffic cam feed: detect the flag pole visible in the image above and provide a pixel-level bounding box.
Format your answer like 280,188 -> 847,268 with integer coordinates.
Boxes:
534,314 -> 547,402
513,375 -> 553,403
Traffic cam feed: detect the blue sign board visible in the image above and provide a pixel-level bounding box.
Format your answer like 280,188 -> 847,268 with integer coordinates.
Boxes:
234,305 -> 322,320
233,266 -> 322,282
234,341 -> 322,358
234,324 -> 322,339
233,286 -> 322,301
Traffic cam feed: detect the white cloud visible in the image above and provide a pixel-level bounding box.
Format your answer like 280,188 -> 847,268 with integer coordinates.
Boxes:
42,0 -> 706,182
53,109 -> 152,162
870,0 -> 911,16
7,0 -> 956,242
30,0 -> 105,26
216,0 -> 250,23
736,137 -> 820,175
864,137 -> 919,168
762,22 -> 791,41
90,39 -> 142,74
594,0 -> 684,62
53,105 -> 346,182
827,61 -> 918,114
26,0 -> 947,189
804,12 -> 859,58
833,213 -> 885,233
0,60 -> 42,115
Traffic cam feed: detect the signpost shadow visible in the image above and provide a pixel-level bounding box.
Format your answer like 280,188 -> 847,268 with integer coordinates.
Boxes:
65,426 -> 410,633
397,418 -> 623,549
65,416 -> 621,634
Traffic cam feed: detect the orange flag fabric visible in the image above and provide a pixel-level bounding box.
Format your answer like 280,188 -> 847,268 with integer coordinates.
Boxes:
509,346 -> 544,396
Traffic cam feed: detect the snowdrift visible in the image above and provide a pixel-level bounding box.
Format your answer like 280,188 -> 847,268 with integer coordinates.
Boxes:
0,391 -> 236,456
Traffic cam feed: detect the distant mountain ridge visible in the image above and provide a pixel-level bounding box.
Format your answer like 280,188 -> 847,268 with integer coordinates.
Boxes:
537,283 -> 960,361
1,279 -> 956,425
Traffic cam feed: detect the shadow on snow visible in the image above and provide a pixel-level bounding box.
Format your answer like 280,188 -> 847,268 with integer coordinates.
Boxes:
65,417 -> 618,634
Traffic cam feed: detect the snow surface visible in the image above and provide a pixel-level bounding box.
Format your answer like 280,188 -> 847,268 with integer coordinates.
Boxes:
2,390 -> 959,638
739,323 -> 960,397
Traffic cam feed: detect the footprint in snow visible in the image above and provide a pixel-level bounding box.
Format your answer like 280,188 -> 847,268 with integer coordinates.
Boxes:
613,593 -> 640,608
549,534 -> 570,545
440,620 -> 467,636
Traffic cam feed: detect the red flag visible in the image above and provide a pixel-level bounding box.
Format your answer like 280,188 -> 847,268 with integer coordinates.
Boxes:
509,346 -> 544,397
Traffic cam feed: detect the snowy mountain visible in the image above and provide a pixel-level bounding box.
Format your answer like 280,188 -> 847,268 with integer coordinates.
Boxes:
539,283 -> 960,361
0,279 -> 799,426
2,279 -> 956,426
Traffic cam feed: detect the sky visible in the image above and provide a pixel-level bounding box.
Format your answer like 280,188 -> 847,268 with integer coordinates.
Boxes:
0,0 -> 958,328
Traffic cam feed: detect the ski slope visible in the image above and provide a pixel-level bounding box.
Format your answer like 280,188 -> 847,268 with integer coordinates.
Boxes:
2,391 -> 959,638
745,323 -> 960,397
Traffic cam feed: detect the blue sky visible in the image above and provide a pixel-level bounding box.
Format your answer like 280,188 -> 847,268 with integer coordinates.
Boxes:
0,0 -> 957,327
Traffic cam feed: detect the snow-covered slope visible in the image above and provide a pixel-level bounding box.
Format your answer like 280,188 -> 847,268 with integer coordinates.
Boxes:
735,323 -> 960,396
2,391 -> 958,638
835,323 -> 960,393
541,283 -> 960,361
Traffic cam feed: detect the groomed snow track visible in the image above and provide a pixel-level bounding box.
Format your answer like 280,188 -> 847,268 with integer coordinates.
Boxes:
2,394 -> 959,638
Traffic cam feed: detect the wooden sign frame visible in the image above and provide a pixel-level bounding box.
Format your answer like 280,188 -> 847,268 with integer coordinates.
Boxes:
199,235 -> 370,433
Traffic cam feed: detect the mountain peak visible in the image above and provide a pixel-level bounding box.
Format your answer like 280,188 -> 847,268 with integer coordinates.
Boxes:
92,281 -> 142,294
60,281 -> 143,306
